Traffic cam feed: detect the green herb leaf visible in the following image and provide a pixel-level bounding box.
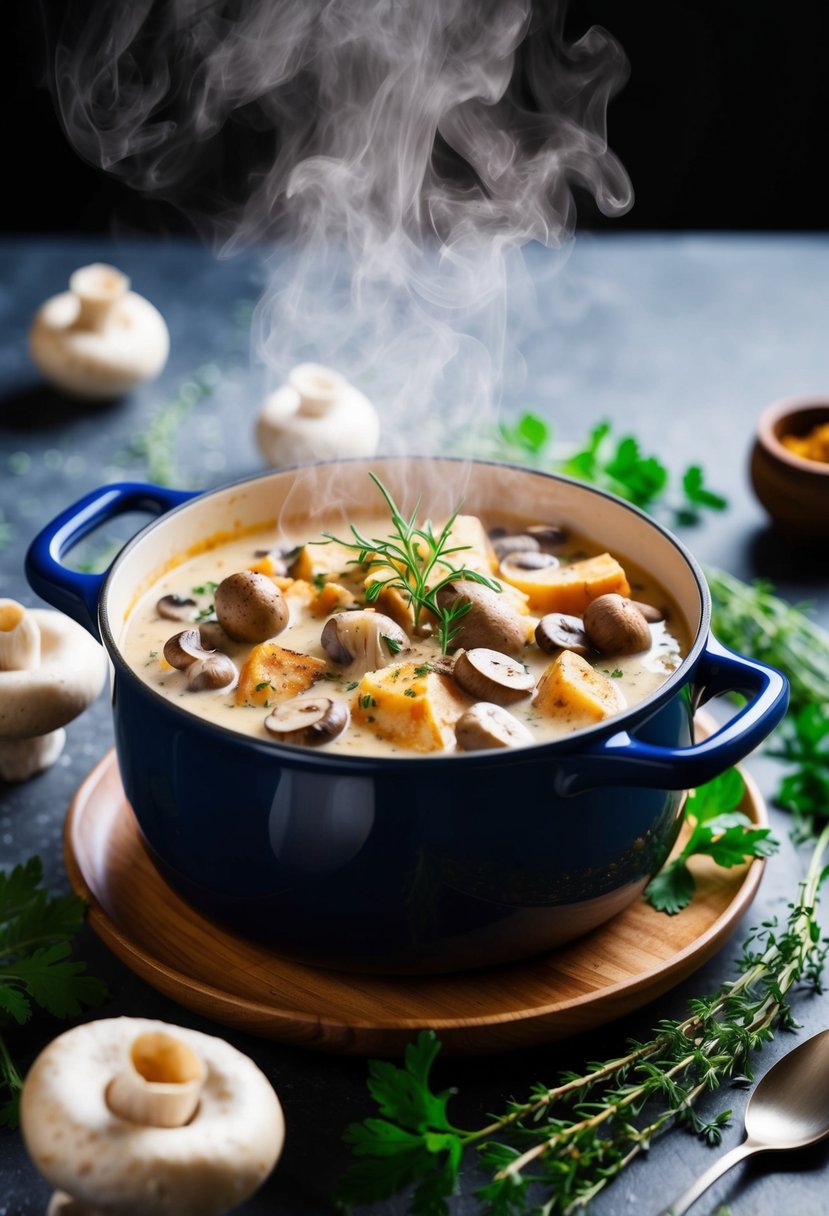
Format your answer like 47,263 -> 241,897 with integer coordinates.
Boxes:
0,857 -> 108,1132
342,826 -> 829,1214
339,1032 -> 463,1212
645,771 -> 778,914
321,474 -> 499,653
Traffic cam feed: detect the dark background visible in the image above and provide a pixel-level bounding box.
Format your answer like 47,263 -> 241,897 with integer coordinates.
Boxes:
5,1 -> 829,235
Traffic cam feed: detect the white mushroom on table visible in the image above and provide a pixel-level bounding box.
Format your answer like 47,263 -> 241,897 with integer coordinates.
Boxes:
29,263 -> 169,399
21,1017 -> 285,1216
255,362 -> 380,466
0,600 -> 107,782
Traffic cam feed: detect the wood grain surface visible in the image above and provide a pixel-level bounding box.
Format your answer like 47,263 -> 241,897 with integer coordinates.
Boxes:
64,734 -> 767,1056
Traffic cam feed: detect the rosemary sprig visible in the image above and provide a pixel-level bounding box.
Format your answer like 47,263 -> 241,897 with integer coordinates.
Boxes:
340,824 -> 829,1214
322,473 -> 500,652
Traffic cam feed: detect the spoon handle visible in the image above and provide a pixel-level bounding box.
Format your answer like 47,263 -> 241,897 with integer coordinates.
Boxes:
656,1140 -> 760,1216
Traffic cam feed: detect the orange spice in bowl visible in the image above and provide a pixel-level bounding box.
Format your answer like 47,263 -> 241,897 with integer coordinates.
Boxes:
780,420 -> 829,464
750,396 -> 829,536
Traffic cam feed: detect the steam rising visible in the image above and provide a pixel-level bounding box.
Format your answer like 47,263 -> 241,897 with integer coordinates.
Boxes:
48,0 -> 632,451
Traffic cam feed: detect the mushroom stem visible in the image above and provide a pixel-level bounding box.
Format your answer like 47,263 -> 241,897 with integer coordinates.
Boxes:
69,264 -> 129,333
0,730 -> 66,783
106,1032 -> 207,1129
0,600 -> 41,671
289,363 -> 345,417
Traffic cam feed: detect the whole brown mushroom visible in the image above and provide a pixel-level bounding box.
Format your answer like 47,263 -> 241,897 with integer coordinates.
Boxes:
435,580 -> 527,654
214,571 -> 289,643
583,594 -> 652,656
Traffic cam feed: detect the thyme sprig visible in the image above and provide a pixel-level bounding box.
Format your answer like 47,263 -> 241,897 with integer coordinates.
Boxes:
340,824 -> 829,1214
321,473 -> 500,652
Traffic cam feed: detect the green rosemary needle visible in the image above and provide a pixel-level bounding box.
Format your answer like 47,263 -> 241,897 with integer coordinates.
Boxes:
321,473 -> 500,653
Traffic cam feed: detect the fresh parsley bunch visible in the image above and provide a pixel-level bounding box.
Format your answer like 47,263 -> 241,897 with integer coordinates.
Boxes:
0,857 -> 107,1129
495,413 -> 727,525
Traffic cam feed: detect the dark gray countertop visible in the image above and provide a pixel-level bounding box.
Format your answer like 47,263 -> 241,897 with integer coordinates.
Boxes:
1,233 -> 828,1215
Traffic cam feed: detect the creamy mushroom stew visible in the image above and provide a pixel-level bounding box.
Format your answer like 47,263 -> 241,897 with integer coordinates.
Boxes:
122,509 -> 688,756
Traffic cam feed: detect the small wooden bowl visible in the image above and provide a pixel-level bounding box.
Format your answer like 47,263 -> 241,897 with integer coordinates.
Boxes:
750,396 -> 829,536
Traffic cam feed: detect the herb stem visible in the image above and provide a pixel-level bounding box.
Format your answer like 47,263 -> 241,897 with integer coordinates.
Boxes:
489,822 -> 829,1194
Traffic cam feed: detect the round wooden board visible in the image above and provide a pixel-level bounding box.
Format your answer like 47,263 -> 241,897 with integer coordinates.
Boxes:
64,733 -> 768,1056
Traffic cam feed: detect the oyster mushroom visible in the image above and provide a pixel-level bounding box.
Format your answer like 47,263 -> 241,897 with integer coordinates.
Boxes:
0,600 -> 106,782
21,1016 -> 284,1216
256,362 -> 380,467
583,594 -> 652,656
321,611 -> 409,675
435,581 -> 527,655
214,571 -> 289,643
29,264 -> 169,400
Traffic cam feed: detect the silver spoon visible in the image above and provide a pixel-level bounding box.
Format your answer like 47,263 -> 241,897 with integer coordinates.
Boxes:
658,1028 -> 829,1216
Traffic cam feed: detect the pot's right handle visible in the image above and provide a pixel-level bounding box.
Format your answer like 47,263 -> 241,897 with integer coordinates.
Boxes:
26,482 -> 197,640
559,635 -> 788,794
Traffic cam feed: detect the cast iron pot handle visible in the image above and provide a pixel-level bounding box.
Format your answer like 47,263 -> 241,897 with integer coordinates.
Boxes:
560,635 -> 788,794
25,482 -> 198,639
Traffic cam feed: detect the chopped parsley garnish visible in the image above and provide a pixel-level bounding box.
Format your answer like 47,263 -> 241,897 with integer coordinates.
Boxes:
345,681 -> 360,691
381,634 -> 403,655
359,694 -> 378,710
403,687 -> 417,698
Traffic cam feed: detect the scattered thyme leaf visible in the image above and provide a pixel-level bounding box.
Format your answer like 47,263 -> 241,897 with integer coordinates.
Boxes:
342,827 -> 829,1213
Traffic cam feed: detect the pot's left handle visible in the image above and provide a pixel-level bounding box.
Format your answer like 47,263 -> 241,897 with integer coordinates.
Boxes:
26,482 -> 198,640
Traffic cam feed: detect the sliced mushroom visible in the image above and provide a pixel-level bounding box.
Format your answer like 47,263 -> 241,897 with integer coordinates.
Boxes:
455,702 -> 534,751
499,551 -> 559,581
492,534 -> 540,560
535,613 -> 591,657
186,652 -> 238,692
157,594 -> 197,622
527,523 -> 568,548
453,647 -> 535,705
435,581 -> 527,654
320,611 -> 409,674
583,594 -> 652,655
214,571 -> 289,643
163,629 -> 207,670
264,695 -> 349,746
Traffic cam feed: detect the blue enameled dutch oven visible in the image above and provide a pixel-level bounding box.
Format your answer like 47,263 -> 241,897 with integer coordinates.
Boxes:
26,457 -> 788,974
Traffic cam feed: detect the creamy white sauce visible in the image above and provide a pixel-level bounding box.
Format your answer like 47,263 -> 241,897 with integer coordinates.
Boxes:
121,515 -> 686,757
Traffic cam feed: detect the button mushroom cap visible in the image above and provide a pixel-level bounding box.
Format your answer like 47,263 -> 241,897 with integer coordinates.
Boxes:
435,580 -> 528,654
256,363 -> 380,466
21,1017 -> 285,1216
29,264 -> 169,400
583,594 -> 652,656
214,571 -> 289,643
0,604 -> 107,782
